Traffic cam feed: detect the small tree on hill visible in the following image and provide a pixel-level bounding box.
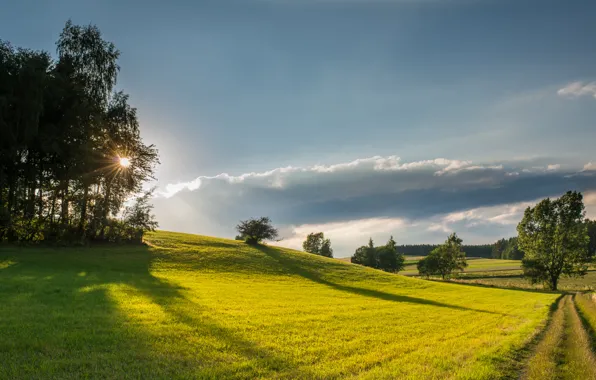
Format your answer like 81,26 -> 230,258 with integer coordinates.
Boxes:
351,238 -> 378,268
377,236 -> 405,273
517,191 -> 590,290
236,217 -> 279,245
417,253 -> 439,278
416,233 -> 467,279
122,190 -> 158,243
303,232 -> 334,258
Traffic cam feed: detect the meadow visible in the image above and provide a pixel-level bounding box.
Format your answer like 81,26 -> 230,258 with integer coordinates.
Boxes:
401,257 -> 522,276
455,270 -> 596,291
0,231 -> 562,379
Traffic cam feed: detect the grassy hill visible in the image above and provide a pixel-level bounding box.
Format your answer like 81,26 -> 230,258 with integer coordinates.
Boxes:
0,231 -> 560,379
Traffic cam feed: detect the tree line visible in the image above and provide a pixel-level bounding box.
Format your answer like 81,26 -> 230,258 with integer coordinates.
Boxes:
235,190 -> 596,290
399,243 -> 495,259
0,21 -> 159,243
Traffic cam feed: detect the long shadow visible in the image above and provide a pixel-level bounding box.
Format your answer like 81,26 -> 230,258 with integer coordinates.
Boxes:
0,244 -> 309,379
255,245 -> 508,316
127,271 -> 310,378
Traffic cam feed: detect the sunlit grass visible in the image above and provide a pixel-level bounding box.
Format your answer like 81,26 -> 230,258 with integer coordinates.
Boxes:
0,231 -> 559,379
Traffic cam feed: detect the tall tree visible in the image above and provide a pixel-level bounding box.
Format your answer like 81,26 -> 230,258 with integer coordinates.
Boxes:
517,191 -> 590,290
0,21 -> 159,243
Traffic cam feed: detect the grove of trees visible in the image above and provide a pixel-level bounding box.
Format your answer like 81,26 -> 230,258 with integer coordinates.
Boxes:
417,233 -> 468,279
491,237 -> 523,260
351,236 -> 405,273
518,191 -> 591,290
302,232 -> 333,257
0,21 -> 159,244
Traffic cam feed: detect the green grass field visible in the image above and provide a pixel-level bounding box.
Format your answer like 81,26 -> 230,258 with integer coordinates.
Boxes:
401,258 -> 522,276
454,270 -> 596,291
0,231 -> 566,378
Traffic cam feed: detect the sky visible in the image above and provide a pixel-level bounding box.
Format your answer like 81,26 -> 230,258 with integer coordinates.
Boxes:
2,0 -> 596,256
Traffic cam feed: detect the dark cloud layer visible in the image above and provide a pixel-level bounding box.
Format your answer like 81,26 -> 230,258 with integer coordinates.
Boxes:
151,157 -> 596,240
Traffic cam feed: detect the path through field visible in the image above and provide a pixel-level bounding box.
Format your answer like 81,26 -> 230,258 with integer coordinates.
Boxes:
523,294 -> 596,380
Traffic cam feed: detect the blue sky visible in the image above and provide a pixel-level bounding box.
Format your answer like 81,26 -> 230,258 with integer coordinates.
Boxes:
2,0 -> 596,255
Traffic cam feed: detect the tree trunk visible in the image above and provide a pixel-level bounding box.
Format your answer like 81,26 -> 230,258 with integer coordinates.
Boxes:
49,189 -> 57,226
6,169 -> 16,242
550,276 -> 558,291
60,180 -> 69,226
78,185 -> 89,237
99,181 -> 112,240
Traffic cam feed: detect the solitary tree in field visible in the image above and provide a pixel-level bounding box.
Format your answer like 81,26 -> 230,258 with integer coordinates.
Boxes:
303,232 -> 333,258
236,217 -> 279,245
517,191 -> 590,290
416,233 -> 467,279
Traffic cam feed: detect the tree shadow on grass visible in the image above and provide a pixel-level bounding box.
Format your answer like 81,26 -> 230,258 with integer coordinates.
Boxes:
0,245 -> 310,379
256,245 -> 509,316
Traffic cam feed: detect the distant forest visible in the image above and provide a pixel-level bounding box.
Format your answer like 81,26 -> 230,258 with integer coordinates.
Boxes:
399,237 -> 522,259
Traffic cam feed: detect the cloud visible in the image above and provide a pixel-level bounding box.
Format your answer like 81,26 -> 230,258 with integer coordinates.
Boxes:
271,217 -> 408,254
584,162 -> 596,171
557,81 -> 596,99
151,156 -> 596,254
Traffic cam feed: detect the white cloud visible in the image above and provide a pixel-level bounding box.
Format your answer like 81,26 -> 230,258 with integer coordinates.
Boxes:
583,162 -> 596,171
271,217 -> 408,253
157,156 -> 504,198
547,164 -> 560,171
557,81 -> 596,99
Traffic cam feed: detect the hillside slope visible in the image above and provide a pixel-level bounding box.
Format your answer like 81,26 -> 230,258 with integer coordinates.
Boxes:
0,231 -> 558,379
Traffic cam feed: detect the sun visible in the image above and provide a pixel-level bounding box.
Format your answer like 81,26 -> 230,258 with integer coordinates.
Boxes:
119,157 -> 131,168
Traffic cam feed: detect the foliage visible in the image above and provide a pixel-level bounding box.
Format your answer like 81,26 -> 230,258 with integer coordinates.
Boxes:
0,21 -> 158,244
416,233 -> 467,279
492,237 -> 524,260
0,230 -> 559,379
351,237 -> 405,272
235,217 -> 279,245
351,238 -> 377,268
399,243 -> 493,258
377,236 -> 405,273
302,232 -> 333,258
518,191 -> 590,290
122,190 -> 159,243
587,219 -> 596,260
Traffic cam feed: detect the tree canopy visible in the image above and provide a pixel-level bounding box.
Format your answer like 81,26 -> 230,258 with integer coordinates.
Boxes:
236,217 -> 279,245
302,232 -> 333,258
518,191 -> 590,290
417,233 -> 467,279
0,21 -> 159,243
351,236 -> 405,273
